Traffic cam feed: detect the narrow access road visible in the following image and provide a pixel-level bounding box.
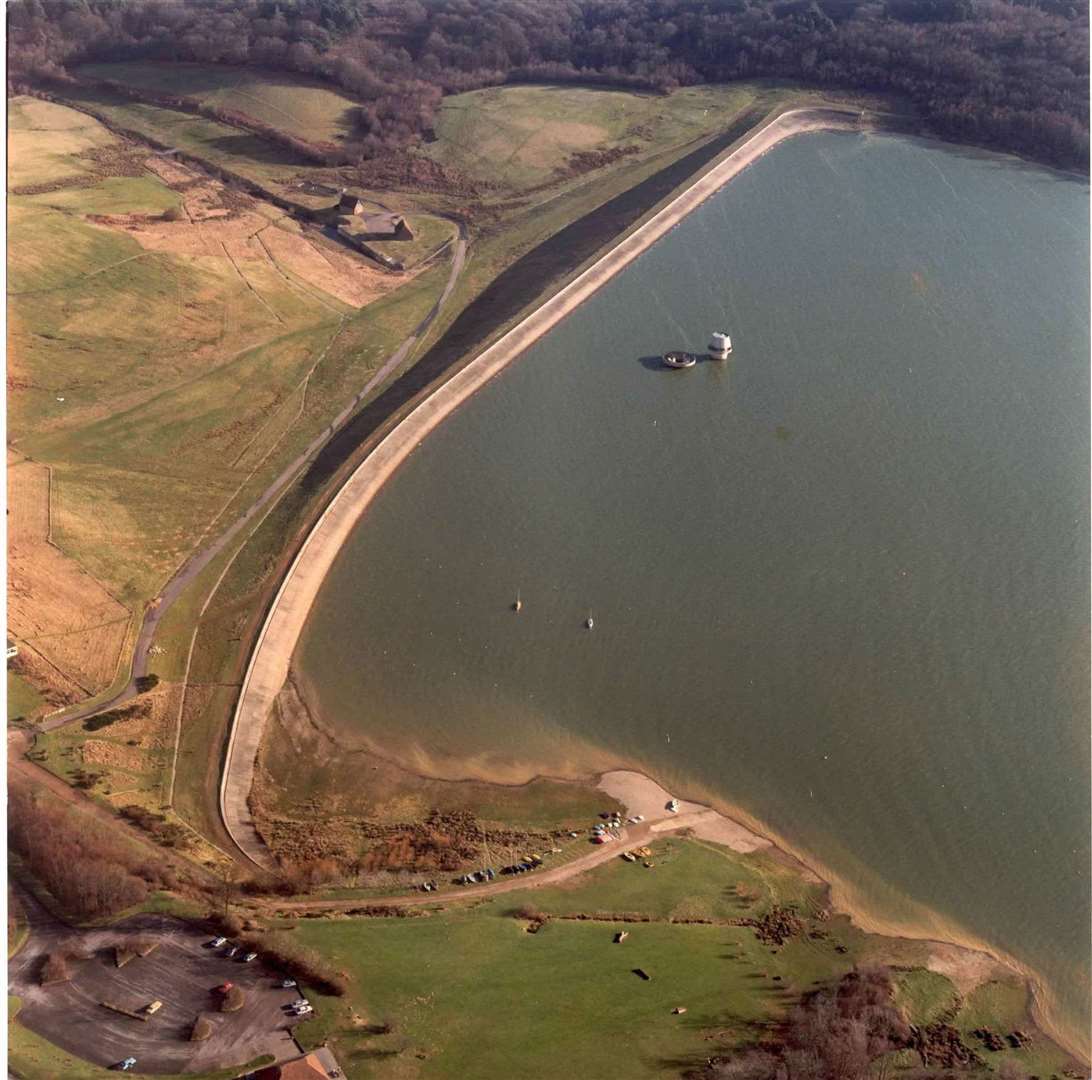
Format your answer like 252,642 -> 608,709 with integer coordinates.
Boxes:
44,226 -> 467,734
261,809 -> 723,914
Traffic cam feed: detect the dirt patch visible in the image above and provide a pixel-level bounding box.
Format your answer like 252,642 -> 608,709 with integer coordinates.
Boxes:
143,155 -> 198,187
260,223 -> 392,308
516,119 -> 607,168
7,458 -> 131,697
926,942 -> 1010,994
82,738 -> 149,774
92,192 -> 396,309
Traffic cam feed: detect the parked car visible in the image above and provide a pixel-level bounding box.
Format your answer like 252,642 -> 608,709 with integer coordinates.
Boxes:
117,1059 -> 137,1072
242,952 -> 257,962
213,982 -> 233,995
224,946 -> 238,958
280,979 -> 297,989
144,1000 -> 163,1015
209,937 -> 226,948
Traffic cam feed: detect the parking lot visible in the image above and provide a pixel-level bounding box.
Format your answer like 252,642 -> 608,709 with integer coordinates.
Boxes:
10,905 -> 304,1074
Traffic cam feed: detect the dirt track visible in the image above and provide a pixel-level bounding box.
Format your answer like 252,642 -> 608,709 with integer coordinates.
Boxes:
222,106 -> 866,869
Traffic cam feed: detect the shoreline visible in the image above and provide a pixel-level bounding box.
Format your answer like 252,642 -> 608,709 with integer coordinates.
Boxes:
221,104 -> 867,869
599,769 -> 1087,1067
218,104 -> 1088,1066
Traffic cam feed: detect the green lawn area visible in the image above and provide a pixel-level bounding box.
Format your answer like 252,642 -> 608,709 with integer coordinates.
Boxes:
287,839 -> 855,1080
272,836 -> 1079,1080
524,837 -> 824,922
78,61 -> 361,145
427,83 -> 762,195
20,174 -> 182,216
892,968 -> 960,1026
7,670 -> 44,721
955,980 -> 1074,1075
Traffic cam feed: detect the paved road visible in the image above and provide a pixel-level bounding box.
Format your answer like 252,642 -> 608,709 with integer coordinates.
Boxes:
44,225 -> 467,734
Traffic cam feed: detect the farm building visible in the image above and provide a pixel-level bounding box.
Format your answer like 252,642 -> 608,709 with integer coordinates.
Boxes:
358,212 -> 414,241
338,191 -> 365,215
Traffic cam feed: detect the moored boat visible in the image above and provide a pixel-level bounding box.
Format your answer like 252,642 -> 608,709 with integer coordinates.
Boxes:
662,350 -> 697,369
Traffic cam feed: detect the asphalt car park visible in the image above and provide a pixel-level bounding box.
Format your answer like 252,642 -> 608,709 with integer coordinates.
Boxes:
10,910 -> 303,1073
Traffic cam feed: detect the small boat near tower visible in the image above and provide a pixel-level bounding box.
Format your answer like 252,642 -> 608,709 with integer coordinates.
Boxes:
708,332 -> 732,359
662,350 -> 697,369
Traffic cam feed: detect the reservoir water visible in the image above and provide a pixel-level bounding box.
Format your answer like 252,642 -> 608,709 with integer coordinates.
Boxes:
296,132 -> 1090,1049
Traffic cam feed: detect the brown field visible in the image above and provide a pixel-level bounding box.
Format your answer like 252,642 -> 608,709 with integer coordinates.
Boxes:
95,154 -> 405,309
7,455 -> 131,696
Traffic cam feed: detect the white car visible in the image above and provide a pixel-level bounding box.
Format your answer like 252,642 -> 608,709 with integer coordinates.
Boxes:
210,936 -> 226,948
242,952 -> 257,962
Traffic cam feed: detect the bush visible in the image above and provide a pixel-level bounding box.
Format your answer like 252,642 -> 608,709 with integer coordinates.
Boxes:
190,1015 -> 213,1041
8,786 -> 159,920
134,674 -> 159,693
40,951 -> 71,985
83,712 -> 117,731
238,931 -> 348,996
161,205 -> 184,221
220,986 -> 245,1012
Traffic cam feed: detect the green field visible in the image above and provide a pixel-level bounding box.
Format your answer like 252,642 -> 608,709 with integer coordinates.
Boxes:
428,83 -> 761,193
78,61 -> 361,145
33,83 -> 313,195
286,839 -> 854,1079
276,837 -> 1070,1080
7,670 -> 44,721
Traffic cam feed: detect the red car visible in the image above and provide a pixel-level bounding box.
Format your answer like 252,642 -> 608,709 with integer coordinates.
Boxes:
213,982 -> 234,994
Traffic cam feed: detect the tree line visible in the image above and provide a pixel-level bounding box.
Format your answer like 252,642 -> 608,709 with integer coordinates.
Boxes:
7,0 -> 1088,167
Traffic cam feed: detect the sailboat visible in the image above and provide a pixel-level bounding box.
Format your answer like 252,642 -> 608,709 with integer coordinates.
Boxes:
513,590 -> 522,613
585,612 -> 594,630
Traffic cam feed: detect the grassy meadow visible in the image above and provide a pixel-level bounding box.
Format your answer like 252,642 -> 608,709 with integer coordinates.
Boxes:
7,94 -> 451,721
427,83 -> 762,194
78,61 -> 361,144
7,671 -> 44,721
276,836 -> 1070,1080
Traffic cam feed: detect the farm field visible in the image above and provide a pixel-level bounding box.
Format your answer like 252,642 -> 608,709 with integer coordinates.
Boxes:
426,83 -> 764,194
281,837 -> 1068,1080
7,95 -> 450,711
78,60 -> 361,144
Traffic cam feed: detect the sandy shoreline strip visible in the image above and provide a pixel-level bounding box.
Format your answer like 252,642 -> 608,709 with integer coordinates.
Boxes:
220,104 -> 865,868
